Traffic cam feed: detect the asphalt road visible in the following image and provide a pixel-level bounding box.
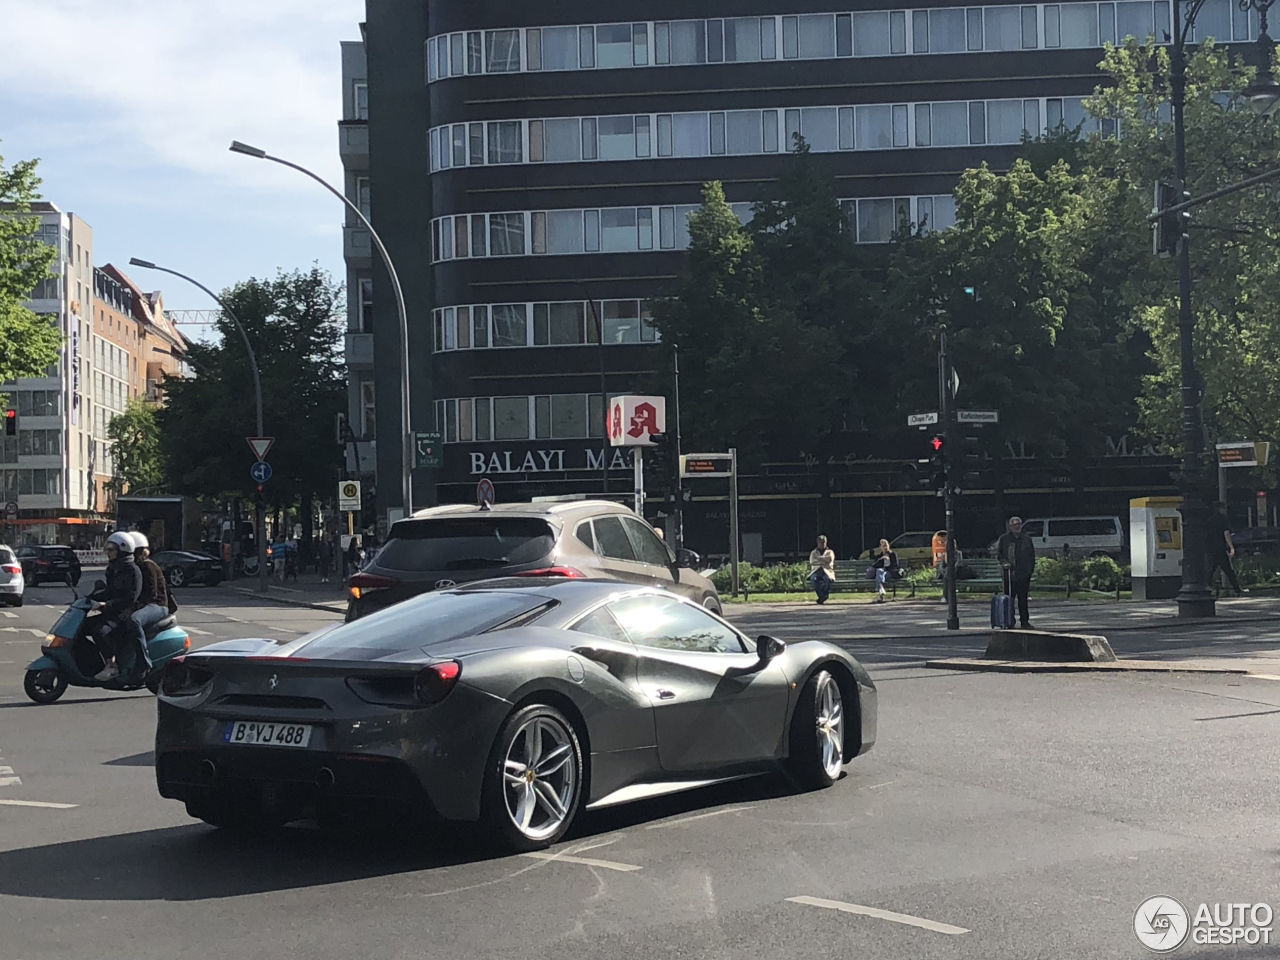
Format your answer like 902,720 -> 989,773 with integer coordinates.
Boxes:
1,583 -> 1278,960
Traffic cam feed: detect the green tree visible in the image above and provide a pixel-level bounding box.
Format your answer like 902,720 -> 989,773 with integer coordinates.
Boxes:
0,147 -> 62,386
108,400 -> 164,497
156,267 -> 345,514
1086,40 -> 1280,453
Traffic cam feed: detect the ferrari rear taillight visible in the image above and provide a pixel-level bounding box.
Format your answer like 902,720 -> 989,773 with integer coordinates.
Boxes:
160,657 -> 214,696
349,572 -> 400,600
514,566 -> 586,579
415,660 -> 462,705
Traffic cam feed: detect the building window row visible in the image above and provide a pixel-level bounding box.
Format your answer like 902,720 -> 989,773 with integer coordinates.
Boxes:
0,430 -> 64,463
434,394 -> 607,444
11,390 -> 62,418
0,468 -> 63,497
429,96 -> 1101,173
433,193 -> 952,263
432,300 -> 659,353
422,0 -> 1239,82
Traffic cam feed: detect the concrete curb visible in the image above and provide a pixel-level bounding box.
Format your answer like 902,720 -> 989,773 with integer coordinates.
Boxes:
924,657 -> 1265,676
231,587 -> 346,614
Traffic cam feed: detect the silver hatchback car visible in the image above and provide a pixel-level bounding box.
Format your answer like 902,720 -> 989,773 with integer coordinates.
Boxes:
0,545 -> 25,607
347,500 -> 719,620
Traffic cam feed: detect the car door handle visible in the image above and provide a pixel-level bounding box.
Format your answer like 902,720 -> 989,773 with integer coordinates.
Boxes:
654,688 -> 677,700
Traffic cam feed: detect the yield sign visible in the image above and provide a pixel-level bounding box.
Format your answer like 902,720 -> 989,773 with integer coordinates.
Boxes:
246,437 -> 275,461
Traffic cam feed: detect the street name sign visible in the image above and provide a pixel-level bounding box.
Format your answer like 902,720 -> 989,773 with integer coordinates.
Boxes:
1216,441 -> 1270,468
681,453 -> 734,478
908,412 -> 940,427
957,410 -> 999,424
338,480 -> 362,511
246,437 -> 274,461
414,432 -> 443,469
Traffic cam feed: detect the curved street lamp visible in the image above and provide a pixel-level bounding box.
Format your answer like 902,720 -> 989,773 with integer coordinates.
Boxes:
228,140 -> 415,526
128,258 -> 269,594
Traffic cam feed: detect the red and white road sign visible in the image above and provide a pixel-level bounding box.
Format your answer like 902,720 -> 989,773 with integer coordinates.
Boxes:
246,437 -> 275,461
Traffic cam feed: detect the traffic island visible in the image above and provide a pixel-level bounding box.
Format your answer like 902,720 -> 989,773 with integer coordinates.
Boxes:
984,629 -> 1117,662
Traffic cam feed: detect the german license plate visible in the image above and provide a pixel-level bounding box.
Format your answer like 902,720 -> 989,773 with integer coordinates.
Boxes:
223,721 -> 313,748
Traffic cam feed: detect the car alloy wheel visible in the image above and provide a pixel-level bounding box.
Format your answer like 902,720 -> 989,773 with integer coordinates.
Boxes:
168,567 -> 186,587
814,671 -> 845,781
503,714 -> 579,842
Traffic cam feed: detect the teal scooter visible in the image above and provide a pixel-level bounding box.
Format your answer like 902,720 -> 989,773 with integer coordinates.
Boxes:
23,580 -> 190,703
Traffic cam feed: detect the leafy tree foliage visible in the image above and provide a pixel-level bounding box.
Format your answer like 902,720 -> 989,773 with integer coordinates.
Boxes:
108,400 -> 164,496
0,147 -> 61,387
156,267 -> 345,508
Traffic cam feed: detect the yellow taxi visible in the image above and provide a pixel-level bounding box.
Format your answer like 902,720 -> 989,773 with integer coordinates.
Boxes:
857,531 -> 937,567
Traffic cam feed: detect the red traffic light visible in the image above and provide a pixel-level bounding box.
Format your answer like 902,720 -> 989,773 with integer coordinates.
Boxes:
930,435 -> 945,451
3,410 -> 13,419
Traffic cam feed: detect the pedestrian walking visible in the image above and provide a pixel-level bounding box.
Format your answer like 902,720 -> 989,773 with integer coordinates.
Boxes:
808,535 -> 836,604
346,535 -> 364,575
1208,502 -> 1244,596
870,538 -> 899,603
318,536 -> 334,583
996,516 -> 1037,629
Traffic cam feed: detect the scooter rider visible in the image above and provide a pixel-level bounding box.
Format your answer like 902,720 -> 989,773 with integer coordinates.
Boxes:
90,531 -> 144,682
129,532 -> 169,670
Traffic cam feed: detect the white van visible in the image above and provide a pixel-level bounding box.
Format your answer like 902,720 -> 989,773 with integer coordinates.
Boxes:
1019,516 -> 1125,559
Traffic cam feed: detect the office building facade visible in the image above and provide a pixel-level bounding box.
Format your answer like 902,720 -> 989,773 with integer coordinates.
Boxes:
348,0 -> 1241,553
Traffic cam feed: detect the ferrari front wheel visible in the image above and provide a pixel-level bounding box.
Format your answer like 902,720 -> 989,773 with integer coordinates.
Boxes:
786,669 -> 846,790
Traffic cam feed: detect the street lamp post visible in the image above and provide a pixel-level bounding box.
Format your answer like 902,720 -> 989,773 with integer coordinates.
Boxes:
229,140 -> 415,527
129,258 -> 269,594
1165,0 -> 1277,617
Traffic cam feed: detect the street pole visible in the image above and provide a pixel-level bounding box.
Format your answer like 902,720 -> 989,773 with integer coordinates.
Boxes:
633,447 -> 644,518
939,326 -> 959,630
729,447 -> 740,598
229,141 -> 415,525
129,258 -> 269,595
579,287 -> 609,496
671,343 -> 684,550
1169,4 -> 1216,617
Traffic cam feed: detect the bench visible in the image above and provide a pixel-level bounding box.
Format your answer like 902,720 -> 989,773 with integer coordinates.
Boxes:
829,560 -> 916,599
951,557 -> 1075,595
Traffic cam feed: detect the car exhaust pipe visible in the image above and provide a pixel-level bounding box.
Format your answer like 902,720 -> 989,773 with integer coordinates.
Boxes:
316,767 -> 336,792
199,759 -> 218,784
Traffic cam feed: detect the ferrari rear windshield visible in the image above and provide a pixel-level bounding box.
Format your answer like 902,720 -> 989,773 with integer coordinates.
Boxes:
297,590 -> 552,658
375,517 -> 555,572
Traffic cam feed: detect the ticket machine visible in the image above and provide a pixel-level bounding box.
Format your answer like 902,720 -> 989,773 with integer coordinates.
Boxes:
1130,496 -> 1183,599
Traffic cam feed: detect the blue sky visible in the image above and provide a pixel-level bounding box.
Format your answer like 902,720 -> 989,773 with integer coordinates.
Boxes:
1,0 -> 365,334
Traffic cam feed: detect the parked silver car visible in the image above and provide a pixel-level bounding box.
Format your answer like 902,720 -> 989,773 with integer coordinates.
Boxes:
0,545 -> 25,607
347,500 -> 719,620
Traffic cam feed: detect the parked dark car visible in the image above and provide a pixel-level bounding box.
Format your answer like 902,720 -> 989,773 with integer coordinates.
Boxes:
347,501 -> 718,621
15,545 -> 81,587
156,579 -> 877,850
1228,526 -> 1280,556
152,550 -> 225,587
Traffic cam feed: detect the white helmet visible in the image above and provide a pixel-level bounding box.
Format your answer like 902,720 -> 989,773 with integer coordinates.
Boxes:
105,531 -> 134,555
130,531 -> 149,552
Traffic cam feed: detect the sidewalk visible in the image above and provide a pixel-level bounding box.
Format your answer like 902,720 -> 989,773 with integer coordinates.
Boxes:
228,571 -> 349,612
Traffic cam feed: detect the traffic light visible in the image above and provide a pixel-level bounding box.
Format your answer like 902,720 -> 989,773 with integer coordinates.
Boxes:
645,433 -> 675,497
3,409 -> 15,437
928,434 -> 948,491
1152,180 -> 1190,258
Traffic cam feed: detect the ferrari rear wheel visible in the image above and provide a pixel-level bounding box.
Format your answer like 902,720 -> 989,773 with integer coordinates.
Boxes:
786,669 -> 846,790
482,703 -> 582,852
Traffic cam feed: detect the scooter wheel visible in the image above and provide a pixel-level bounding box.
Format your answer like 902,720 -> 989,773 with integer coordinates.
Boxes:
24,669 -> 68,704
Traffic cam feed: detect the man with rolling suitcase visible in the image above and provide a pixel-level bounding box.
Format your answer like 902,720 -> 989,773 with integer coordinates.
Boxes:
996,516 -> 1037,630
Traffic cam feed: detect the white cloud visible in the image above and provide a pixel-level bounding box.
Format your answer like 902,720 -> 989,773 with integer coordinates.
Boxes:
0,0 -> 364,193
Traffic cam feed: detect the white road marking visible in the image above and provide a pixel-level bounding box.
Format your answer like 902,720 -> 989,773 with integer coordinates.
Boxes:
185,627 -> 212,636
1,611 -> 17,618
2,628 -> 44,637
867,780 -> 897,790
645,806 -> 752,829
521,851 -> 642,872
786,896 -> 970,935
0,799 -> 78,809
195,609 -> 248,624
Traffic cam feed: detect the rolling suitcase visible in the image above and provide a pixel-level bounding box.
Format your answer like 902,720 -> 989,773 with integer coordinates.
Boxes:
990,569 -> 1016,630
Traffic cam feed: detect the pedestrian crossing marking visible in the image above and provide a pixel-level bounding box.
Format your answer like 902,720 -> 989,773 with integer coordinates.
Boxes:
0,753 -> 19,788
1,611 -> 17,618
